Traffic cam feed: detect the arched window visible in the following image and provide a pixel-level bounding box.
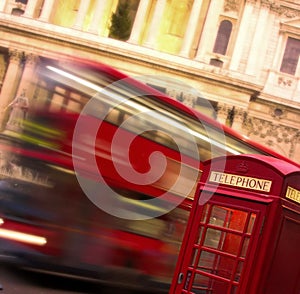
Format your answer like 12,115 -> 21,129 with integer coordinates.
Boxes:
213,20 -> 232,55
280,37 -> 300,75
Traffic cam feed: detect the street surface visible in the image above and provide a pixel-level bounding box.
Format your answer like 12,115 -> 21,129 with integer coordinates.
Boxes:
0,263 -> 160,294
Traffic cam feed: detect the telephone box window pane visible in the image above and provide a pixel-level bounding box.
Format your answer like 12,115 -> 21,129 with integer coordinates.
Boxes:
216,254 -> 236,279
227,210 -> 248,232
241,237 -> 250,258
195,226 -> 204,244
246,213 -> 256,234
192,273 -> 229,293
200,204 -> 210,223
198,250 -> 236,279
209,206 -> 232,228
209,279 -> 229,293
198,250 -> 214,272
190,248 -> 199,267
203,228 -> 222,249
234,261 -> 244,282
209,206 -> 250,233
192,273 -> 213,293
218,232 -> 242,255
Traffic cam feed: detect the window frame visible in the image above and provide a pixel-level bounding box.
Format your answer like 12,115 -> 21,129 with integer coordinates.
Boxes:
280,36 -> 300,76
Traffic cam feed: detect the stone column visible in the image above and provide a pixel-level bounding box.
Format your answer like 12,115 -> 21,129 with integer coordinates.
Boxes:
39,0 -> 55,22
0,0 -> 7,12
229,0 -> 255,71
144,0 -> 167,48
195,0 -> 224,61
245,1 -> 271,75
231,107 -> 245,133
216,103 -> 229,125
23,0 -> 39,18
0,50 -> 23,130
272,22 -> 283,69
180,0 -> 203,57
128,0 -> 150,44
88,0 -> 109,35
16,53 -> 39,99
73,0 -> 91,30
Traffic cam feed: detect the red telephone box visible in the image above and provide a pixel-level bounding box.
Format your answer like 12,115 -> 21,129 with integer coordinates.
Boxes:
170,154 -> 300,294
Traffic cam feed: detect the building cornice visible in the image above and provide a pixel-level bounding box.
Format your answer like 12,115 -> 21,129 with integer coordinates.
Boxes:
280,1 -> 300,12
256,92 -> 300,111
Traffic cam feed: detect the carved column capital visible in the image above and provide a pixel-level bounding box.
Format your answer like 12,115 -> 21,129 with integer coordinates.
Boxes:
261,0 -> 272,8
216,103 -> 231,124
217,103 -> 230,116
24,53 -> 39,67
8,49 -> 24,64
246,0 -> 257,4
224,0 -> 240,12
233,107 -> 246,121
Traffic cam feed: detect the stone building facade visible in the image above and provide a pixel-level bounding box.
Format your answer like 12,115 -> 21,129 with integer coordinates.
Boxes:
0,0 -> 300,162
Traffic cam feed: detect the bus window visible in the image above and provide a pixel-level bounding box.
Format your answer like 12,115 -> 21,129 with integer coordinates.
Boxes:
29,58 -> 293,165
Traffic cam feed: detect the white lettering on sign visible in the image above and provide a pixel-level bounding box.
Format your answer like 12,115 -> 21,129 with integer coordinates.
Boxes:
209,171 -> 272,192
285,186 -> 300,204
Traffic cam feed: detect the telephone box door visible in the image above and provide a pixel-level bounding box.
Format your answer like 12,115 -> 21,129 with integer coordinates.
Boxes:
171,194 -> 267,294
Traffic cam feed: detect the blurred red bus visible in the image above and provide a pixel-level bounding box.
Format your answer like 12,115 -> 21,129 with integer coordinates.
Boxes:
0,57 -> 298,292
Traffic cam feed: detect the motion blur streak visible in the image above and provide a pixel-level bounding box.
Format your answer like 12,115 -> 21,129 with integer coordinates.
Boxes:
0,57 -> 296,292
0,228 -> 47,246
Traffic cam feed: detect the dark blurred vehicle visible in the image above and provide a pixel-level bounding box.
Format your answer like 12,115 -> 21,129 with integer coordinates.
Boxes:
0,56 -> 298,292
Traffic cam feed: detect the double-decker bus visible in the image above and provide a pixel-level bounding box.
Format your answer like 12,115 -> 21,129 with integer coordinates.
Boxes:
0,56 -> 298,292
